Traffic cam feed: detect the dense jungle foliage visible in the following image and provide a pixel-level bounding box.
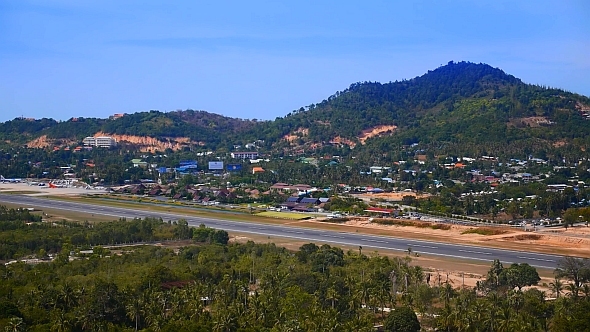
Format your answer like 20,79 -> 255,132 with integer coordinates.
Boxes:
0,212 -> 590,331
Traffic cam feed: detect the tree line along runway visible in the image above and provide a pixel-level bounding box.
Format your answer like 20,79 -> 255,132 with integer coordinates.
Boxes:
0,193 -> 569,269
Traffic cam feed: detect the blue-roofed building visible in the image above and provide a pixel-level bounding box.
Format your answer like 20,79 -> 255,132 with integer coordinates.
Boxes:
286,197 -> 300,203
179,160 -> 198,167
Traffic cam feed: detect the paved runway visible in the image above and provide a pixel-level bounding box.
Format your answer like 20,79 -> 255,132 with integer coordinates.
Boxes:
0,194 -> 566,269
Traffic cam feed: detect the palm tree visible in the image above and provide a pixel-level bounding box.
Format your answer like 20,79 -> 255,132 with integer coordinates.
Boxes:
413,283 -> 434,319
326,285 -> 338,309
5,317 -> 25,332
125,296 -> 143,332
247,293 -> 266,326
169,288 -> 185,318
357,281 -> 370,307
507,290 -> 524,313
549,277 -> 563,298
184,289 -> 205,322
484,291 -> 502,331
213,311 -> 237,332
440,282 -> 454,309
144,291 -> 165,332
496,305 -> 517,332
57,283 -> 78,310
50,309 -> 71,332
436,305 -> 456,332
468,300 -> 487,331
565,283 -> 580,298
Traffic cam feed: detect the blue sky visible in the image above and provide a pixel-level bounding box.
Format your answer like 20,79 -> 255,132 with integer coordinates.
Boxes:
1,1 -> 589,122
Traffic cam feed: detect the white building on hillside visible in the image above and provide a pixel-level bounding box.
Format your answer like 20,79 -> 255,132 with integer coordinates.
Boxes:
231,151 -> 259,159
83,136 -> 117,148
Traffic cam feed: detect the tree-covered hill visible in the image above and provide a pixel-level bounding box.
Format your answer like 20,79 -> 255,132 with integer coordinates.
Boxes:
248,61 -> 590,157
2,61 -> 590,157
0,110 -> 256,148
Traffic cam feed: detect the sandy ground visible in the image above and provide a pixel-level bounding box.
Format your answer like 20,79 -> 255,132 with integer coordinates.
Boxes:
303,217 -> 590,257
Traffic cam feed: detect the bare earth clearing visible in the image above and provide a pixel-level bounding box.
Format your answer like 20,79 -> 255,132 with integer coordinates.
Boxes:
358,125 -> 397,144
25,132 -> 200,152
281,125 -> 397,148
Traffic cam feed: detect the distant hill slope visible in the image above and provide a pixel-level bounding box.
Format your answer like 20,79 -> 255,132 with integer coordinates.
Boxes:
0,110 -> 256,149
2,61 -> 590,157
248,61 -> 590,157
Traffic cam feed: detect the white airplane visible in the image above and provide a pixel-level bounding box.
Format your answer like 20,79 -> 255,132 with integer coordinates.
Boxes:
0,175 -> 22,183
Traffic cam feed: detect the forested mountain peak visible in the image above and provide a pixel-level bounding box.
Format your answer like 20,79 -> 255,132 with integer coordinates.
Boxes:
343,61 -> 519,96
1,61 -> 589,159
253,61 -> 590,158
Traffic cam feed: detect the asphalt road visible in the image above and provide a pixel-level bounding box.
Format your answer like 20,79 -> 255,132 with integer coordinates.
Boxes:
0,194 -> 567,269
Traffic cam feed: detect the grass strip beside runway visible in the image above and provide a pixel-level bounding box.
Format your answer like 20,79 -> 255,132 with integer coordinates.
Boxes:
256,211 -> 312,220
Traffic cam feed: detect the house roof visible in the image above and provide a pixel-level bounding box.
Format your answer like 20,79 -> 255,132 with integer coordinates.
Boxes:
270,182 -> 291,189
300,197 -> 319,204
286,197 -> 300,203
292,184 -> 312,189
147,189 -> 161,195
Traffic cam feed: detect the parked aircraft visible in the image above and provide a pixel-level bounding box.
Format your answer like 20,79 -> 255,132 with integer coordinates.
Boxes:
0,175 -> 22,183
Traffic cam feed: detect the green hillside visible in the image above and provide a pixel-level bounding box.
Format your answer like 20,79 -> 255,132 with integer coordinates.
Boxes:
0,110 -> 256,148
2,61 -> 590,158
250,61 -> 590,158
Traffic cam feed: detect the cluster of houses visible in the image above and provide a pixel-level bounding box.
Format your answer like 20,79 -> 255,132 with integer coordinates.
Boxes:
109,181 -> 334,209
110,183 -> 246,204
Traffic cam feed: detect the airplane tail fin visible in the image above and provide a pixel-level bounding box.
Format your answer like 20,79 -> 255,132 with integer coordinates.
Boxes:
0,175 -> 4,180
